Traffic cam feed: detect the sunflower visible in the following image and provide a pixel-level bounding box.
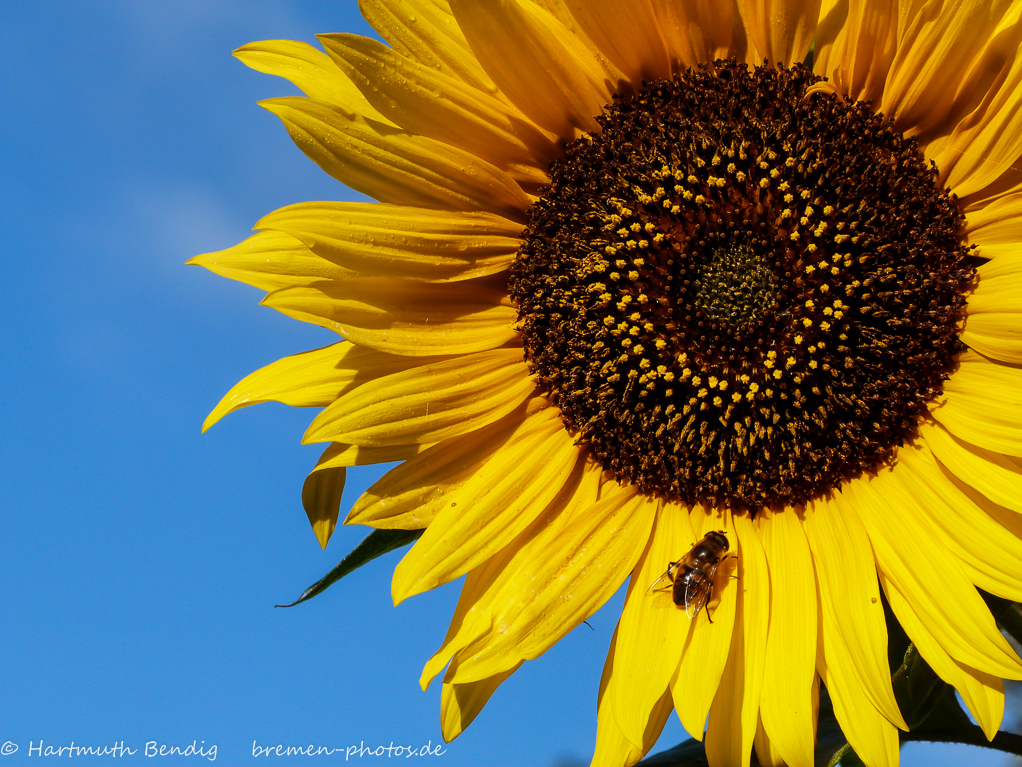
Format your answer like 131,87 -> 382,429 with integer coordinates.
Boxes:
192,1 -> 1022,765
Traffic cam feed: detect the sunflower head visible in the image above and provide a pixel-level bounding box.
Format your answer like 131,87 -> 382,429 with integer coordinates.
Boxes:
512,57 -> 974,511
194,2 -> 1022,766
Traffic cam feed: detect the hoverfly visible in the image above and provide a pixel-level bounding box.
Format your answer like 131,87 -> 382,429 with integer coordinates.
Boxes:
648,530 -> 733,622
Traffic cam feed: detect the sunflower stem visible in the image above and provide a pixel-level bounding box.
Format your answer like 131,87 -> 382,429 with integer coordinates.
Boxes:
824,744 -> 849,767
824,743 -> 869,767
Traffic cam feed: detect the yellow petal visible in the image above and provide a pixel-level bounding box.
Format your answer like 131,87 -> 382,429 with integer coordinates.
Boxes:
919,419 -> 1022,515
930,351 -> 1022,456
756,509 -> 817,767
592,694 -> 673,767
962,313 -> 1022,364
650,0 -> 736,69
933,18 -> 1022,197
734,0 -> 821,65
444,483 -> 656,683
960,263 -> 1022,363
440,666 -> 520,741
964,191 -> 1022,259
592,628 -> 674,767
260,97 -> 531,220
392,408 -> 583,601
302,465 -> 345,548
317,34 -> 557,183
202,341 -> 436,432
846,467 -> 1022,680
420,554 -> 508,691
804,492 -> 906,729
882,575 -> 1006,740
187,230 -> 357,293
705,513 -> 769,767
609,501 -> 694,748
262,277 -> 518,356
447,0 -> 611,139
814,0 -> 898,104
303,348 -> 533,446
312,441 -> 426,472
672,506 -> 739,742
951,470 -> 1022,554
358,0 -> 498,94
882,1 -> 1022,140
520,0 -> 629,87
968,255 -> 1022,313
894,445 -> 1022,602
971,251 -> 1022,279
255,202 -> 522,283
815,601 -> 901,767
566,0 -> 672,83
842,472 -> 1009,742
347,401 -> 541,529
233,39 -> 393,124
419,459 -> 600,690
753,715 -> 785,767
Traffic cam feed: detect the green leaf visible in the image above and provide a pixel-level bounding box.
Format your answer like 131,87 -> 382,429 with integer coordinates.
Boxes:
889,591 -> 1017,734
275,528 -> 424,608
979,590 -> 1013,620
881,591 -> 912,673
998,601 -> 1022,647
891,644 -> 947,730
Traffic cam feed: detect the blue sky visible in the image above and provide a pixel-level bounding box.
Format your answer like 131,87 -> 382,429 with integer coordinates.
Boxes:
0,3 -> 1015,766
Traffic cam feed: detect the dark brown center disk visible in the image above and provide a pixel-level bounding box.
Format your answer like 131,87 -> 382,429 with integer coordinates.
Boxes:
509,59 -> 974,511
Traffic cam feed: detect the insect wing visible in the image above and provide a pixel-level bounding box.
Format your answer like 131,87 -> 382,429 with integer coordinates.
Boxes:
646,564 -> 676,595
682,577 -> 710,618
683,562 -> 720,619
